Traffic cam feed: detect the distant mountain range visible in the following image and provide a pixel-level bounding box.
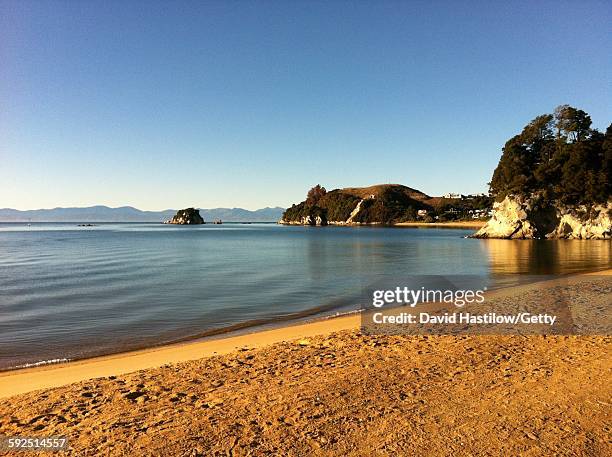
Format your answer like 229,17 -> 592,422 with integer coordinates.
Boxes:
0,206 -> 285,223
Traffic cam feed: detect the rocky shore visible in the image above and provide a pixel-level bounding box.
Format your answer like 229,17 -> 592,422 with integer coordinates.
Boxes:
472,195 -> 611,239
279,215 -> 328,226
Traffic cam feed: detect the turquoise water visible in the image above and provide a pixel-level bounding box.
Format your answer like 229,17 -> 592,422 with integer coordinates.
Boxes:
0,223 -> 609,369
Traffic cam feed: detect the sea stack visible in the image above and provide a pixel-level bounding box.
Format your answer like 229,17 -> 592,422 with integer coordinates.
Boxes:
165,208 -> 205,225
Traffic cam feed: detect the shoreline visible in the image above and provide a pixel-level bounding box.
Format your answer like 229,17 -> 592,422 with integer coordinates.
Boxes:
0,313 -> 361,399
279,220 -> 487,228
394,220 -> 486,228
2,301 -> 361,372
1,268 -> 609,399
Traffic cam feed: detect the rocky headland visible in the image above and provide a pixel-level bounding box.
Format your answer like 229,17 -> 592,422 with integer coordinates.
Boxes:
278,184 -> 491,226
164,208 -> 205,225
472,106 -> 611,239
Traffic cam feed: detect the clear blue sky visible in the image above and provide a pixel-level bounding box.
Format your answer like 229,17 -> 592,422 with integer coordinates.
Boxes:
1,1 -> 610,210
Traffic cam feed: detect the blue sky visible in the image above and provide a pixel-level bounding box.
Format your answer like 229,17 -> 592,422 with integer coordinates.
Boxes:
1,1 -> 610,210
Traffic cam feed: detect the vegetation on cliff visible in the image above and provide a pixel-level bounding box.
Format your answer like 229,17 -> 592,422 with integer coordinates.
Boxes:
351,186 -> 426,224
489,105 -> 611,204
281,201 -> 328,223
282,187 -> 361,223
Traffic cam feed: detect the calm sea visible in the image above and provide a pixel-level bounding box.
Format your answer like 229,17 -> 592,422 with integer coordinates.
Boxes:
0,223 -> 610,369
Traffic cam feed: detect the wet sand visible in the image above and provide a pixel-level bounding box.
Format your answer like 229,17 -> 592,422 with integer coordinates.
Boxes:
0,314 -> 361,399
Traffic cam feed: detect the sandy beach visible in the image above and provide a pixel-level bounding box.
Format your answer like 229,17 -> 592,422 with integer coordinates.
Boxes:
0,270 -> 610,456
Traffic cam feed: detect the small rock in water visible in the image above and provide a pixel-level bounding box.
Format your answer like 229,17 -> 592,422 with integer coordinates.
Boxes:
164,208 -> 205,225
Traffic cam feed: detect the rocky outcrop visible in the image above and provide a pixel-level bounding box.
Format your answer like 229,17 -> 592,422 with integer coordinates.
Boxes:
472,195 -> 611,240
547,206 -> 612,239
278,215 -> 327,226
471,196 -> 542,239
164,208 -> 205,225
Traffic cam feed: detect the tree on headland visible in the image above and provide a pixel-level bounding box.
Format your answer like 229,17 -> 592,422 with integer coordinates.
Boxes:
306,184 -> 327,205
489,105 -> 610,204
554,105 -> 592,143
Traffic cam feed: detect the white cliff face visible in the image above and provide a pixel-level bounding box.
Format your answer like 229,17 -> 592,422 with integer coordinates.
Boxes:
326,199 -> 366,226
471,196 -> 538,239
548,203 -> 612,239
346,199 -> 364,224
313,215 -> 326,226
472,196 -> 611,240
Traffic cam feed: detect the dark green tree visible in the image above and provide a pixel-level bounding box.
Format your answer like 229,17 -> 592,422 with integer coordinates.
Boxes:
554,104 -> 592,143
306,184 -> 327,205
489,106 -> 609,204
489,137 -> 536,197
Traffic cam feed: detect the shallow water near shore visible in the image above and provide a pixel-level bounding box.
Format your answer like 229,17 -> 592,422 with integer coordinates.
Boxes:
0,222 -> 610,369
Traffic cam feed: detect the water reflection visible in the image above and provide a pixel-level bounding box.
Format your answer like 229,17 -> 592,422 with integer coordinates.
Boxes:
482,239 -> 611,275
